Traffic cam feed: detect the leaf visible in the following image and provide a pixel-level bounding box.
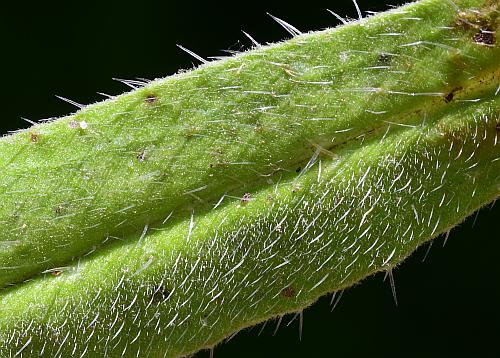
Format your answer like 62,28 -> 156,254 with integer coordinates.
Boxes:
0,0 -> 499,356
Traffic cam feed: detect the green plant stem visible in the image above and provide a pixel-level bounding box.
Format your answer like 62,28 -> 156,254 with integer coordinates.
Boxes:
0,0 -> 499,357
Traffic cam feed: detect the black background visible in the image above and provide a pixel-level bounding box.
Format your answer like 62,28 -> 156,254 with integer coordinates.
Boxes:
1,1 -> 499,357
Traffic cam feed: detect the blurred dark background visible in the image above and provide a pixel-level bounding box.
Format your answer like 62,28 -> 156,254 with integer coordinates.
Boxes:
1,1 -> 499,357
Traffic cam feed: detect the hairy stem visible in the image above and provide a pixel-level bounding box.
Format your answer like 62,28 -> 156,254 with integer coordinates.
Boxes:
0,0 -> 499,357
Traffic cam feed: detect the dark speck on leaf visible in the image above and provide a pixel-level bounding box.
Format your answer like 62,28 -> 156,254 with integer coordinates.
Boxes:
281,286 -> 296,298
137,150 -> 146,162
473,29 -> 495,45
241,193 -> 251,204
145,94 -> 157,103
30,133 -> 39,143
378,53 -> 392,64
153,285 -> 172,303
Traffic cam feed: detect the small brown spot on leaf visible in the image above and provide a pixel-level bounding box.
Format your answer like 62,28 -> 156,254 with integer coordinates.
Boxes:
443,87 -> 462,103
241,193 -> 251,205
145,94 -> 157,104
30,133 -> 39,143
473,29 -> 495,45
281,286 -> 296,298
455,4 -> 499,45
54,205 -> 65,215
51,270 -> 63,277
137,150 -> 146,162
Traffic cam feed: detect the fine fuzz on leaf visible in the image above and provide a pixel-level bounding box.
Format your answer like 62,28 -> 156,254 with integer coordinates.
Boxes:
0,0 -> 499,357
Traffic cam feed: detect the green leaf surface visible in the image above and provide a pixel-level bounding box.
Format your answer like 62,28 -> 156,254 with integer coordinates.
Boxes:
0,0 -> 499,356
